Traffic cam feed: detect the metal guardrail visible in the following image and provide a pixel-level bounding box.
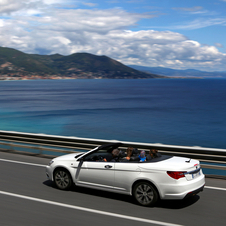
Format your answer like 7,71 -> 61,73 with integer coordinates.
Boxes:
0,130 -> 226,174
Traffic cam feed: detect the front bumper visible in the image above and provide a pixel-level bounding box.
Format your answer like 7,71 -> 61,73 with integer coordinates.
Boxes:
46,166 -> 53,181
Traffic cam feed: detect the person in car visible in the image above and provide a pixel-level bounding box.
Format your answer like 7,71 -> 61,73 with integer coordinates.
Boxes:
104,148 -> 120,162
120,147 -> 134,162
147,149 -> 161,161
139,150 -> 146,162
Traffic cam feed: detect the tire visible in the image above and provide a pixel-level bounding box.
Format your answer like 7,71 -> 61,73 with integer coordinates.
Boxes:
54,168 -> 72,190
133,181 -> 158,206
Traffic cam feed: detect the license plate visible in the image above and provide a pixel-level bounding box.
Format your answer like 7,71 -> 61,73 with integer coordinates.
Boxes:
192,171 -> 201,179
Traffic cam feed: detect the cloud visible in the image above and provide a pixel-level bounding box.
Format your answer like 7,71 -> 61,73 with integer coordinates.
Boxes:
99,31 -> 226,71
0,0 -> 73,15
82,2 -> 98,7
0,1 -> 226,71
0,0 -> 27,14
172,6 -> 203,12
166,17 -> 226,30
172,6 -> 218,16
215,43 -> 224,48
30,8 -> 152,34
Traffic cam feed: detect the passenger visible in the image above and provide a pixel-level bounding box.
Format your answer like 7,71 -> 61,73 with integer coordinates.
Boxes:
146,149 -> 161,161
104,148 -> 120,162
139,150 -> 146,162
153,149 -> 161,157
130,148 -> 140,161
120,147 -> 134,162
126,147 -> 133,160
147,149 -> 155,160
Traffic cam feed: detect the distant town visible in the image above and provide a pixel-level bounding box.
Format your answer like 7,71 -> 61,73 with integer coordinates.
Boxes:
0,71 -> 152,80
0,71 -> 109,81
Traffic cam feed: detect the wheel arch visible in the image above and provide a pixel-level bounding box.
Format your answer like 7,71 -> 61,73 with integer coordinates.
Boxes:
53,166 -> 73,182
131,179 -> 160,198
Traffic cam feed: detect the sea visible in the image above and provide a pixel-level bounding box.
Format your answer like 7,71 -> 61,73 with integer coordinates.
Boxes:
0,78 -> 226,150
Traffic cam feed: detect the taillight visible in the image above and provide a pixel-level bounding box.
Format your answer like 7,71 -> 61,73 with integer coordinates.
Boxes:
167,171 -> 186,180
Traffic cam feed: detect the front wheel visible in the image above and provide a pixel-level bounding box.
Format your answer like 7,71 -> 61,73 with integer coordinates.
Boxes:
54,169 -> 72,190
133,182 -> 158,206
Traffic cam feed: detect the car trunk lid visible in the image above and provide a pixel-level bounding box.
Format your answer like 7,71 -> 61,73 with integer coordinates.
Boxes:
162,156 -> 202,181
139,156 -> 202,180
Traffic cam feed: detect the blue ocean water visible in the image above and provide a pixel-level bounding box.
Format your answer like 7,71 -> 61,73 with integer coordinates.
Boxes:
0,79 -> 226,149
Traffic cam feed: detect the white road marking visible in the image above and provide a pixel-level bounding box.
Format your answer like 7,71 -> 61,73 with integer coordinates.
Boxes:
0,158 -> 46,167
0,190 -> 183,226
205,186 -> 226,191
0,158 -> 226,192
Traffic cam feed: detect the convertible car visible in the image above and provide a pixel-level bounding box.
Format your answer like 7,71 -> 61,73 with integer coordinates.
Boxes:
46,143 -> 205,206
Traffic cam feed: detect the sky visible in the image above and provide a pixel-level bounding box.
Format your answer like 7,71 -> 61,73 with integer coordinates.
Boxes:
0,0 -> 226,71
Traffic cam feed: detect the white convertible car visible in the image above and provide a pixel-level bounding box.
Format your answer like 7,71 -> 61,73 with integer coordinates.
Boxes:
46,143 -> 205,206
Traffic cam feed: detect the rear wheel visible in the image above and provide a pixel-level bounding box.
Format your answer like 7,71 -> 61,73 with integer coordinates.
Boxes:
133,181 -> 158,206
54,168 -> 72,190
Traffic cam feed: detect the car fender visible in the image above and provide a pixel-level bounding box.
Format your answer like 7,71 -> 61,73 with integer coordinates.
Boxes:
52,164 -> 77,183
130,174 -> 163,198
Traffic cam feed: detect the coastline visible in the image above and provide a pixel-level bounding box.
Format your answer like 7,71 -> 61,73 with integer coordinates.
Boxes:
0,76 -> 221,81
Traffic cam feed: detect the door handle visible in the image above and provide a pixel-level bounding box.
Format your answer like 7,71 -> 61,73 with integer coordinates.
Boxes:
105,165 -> 113,169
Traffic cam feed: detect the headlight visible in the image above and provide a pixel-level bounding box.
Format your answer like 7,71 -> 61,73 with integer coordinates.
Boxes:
48,160 -> 54,166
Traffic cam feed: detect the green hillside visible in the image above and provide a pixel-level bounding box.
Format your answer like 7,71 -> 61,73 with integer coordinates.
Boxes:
0,47 -> 161,79
0,47 -> 56,73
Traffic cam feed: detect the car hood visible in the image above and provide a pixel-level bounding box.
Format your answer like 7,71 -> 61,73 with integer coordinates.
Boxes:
54,152 -> 84,161
138,156 -> 200,171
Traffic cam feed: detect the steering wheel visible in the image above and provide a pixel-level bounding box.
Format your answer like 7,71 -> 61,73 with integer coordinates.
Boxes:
97,155 -> 104,161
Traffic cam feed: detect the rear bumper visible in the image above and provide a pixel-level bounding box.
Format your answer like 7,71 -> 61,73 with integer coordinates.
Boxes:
160,173 -> 205,200
184,184 -> 204,199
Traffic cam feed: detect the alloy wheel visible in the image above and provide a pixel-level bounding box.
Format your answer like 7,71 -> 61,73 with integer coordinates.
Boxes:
133,182 -> 158,206
54,169 -> 72,190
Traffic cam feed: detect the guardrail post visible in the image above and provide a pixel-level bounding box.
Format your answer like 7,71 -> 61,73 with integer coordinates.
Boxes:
38,146 -> 43,156
9,143 -> 14,152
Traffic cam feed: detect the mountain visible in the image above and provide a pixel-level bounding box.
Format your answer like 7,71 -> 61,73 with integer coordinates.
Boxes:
129,65 -> 226,78
0,47 -> 56,74
0,47 -> 162,79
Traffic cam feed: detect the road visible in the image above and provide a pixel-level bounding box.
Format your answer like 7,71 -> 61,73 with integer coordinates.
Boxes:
0,151 -> 225,226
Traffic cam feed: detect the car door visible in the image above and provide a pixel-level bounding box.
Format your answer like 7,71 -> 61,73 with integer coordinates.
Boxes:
76,160 -> 115,189
114,162 -> 140,192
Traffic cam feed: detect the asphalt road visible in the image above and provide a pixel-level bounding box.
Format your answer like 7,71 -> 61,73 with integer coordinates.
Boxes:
0,151 -> 225,226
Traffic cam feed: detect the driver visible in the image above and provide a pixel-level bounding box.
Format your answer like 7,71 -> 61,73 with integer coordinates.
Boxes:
104,148 -> 120,162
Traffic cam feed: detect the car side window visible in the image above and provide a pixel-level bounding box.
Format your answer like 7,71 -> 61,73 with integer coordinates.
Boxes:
84,149 -> 111,161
